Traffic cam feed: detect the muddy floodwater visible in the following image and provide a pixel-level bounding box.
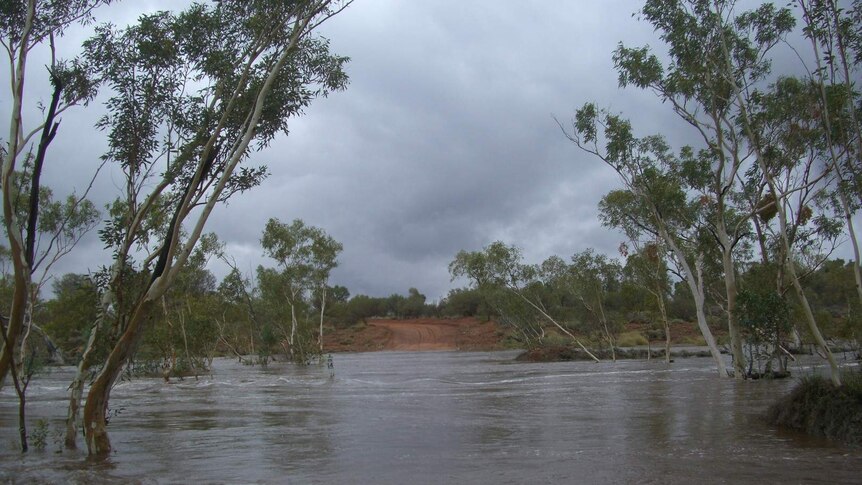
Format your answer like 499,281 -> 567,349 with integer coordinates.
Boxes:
1,351 -> 861,483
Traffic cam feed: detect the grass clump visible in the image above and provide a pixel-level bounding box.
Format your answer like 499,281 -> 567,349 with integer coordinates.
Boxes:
766,372 -> 862,446
677,335 -> 707,346
616,331 -> 648,347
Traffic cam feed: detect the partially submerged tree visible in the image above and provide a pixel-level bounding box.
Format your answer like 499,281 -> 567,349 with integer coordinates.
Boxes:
1,174 -> 99,451
69,1 -> 351,456
542,250 -> 624,360
606,0 -> 798,378
737,263 -> 793,376
562,107 -> 727,376
623,242 -> 674,363
260,217 -> 342,361
1,0 -> 108,390
796,0 -> 862,310
147,233 -> 222,380
450,241 -> 600,360
216,263 -> 270,365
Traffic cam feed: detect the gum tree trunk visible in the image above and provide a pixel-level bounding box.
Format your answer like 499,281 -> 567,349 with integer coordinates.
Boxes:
718,226 -> 745,379
83,298 -> 156,455
662,227 -> 727,377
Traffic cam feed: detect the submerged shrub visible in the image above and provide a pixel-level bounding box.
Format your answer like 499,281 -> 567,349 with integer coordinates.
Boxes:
767,372 -> 862,445
29,419 -> 49,451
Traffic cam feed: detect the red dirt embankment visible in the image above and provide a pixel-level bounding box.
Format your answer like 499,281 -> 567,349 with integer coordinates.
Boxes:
323,318 -> 718,354
324,317 -> 504,352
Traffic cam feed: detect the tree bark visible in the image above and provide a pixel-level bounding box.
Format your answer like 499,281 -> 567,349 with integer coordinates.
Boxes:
65,331 -> 96,449
318,286 -> 326,352
663,228 -> 727,377
0,0 -> 36,391
718,226 -> 746,379
787,258 -> 842,386
83,297 -> 156,456
1,316 -> 28,451
65,257 -> 123,448
597,299 -> 615,361
655,285 -> 671,364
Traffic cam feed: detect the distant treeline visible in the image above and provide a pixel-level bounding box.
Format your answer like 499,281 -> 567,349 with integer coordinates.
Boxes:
12,254 -> 858,373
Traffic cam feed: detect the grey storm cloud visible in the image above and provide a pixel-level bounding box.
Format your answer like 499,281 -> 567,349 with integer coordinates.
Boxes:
8,0 -> 813,301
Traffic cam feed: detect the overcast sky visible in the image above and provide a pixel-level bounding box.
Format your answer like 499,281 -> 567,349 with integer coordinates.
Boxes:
3,0 -> 828,302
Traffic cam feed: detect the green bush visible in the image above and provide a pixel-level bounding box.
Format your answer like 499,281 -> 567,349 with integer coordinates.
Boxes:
28,419 -> 49,451
767,372 -> 862,445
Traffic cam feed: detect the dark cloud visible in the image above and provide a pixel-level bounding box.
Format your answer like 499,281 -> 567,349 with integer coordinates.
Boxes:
9,0 -> 832,302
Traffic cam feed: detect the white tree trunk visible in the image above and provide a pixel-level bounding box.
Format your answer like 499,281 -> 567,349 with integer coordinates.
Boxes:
662,228 -> 727,377
318,285 -> 326,352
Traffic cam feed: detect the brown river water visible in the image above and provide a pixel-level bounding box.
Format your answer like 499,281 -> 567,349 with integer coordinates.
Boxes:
1,350 -> 860,484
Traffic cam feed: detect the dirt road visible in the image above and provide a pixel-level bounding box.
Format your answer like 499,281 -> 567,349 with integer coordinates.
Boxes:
324,317 -> 505,352
369,319 -> 462,350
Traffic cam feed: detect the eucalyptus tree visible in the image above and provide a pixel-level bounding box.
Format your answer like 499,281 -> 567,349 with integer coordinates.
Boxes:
623,242 -> 674,363
71,1 -> 351,456
217,265 -> 267,364
1,165 -> 99,452
796,0 -> 862,309
450,242 -> 548,347
541,250 -> 624,360
562,106 -> 727,375
605,0 -> 798,378
149,233 -> 221,380
747,77 -> 844,276
450,241 -> 599,360
681,2 -> 848,385
260,217 -> 342,359
744,91 -> 844,384
1,0 -> 109,389
1,166 -> 99,360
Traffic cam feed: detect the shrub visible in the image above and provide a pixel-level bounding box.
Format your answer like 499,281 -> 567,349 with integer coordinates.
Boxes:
766,372 -> 862,445
616,331 -> 648,347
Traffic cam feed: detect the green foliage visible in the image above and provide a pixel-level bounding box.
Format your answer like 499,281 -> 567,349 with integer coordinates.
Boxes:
258,218 -> 342,362
450,241 -> 551,346
736,260 -> 798,376
629,0 -> 795,107
738,290 -> 789,343
331,287 -> 440,325
1,158 -> 101,277
451,241 -> 635,351
27,419 -> 49,452
0,1 -> 114,48
545,249 -> 626,351
85,0 -> 352,348
140,238 -> 222,375
440,287 -> 487,318
799,259 -> 862,342
344,294 -> 383,324
43,273 -> 100,359
767,372 -> 862,445
261,218 -> 342,292
398,288 -> 426,318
